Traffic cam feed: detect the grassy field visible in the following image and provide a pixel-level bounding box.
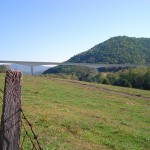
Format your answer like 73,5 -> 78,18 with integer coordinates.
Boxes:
0,74 -> 150,150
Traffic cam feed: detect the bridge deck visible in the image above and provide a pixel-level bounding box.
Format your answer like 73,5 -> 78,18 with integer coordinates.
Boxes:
0,60 -> 149,75
0,60 -> 149,68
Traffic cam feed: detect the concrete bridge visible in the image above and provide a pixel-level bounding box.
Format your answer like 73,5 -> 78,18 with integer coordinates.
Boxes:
0,60 -> 149,75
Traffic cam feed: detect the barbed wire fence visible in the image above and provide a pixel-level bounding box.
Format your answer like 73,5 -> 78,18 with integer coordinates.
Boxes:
0,71 -> 43,150
0,88 -> 4,131
20,109 -> 43,150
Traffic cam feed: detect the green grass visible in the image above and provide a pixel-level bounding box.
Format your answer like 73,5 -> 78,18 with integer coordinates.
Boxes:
0,74 -> 150,150
67,79 -> 150,98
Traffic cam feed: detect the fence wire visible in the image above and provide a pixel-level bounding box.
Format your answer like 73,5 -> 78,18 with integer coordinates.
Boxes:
0,88 -> 3,127
0,72 -> 43,149
19,109 -> 43,150
0,88 -> 3,103
0,92 -> 43,150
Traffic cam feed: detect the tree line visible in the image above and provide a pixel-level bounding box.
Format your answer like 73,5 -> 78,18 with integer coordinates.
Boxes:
43,67 -> 150,90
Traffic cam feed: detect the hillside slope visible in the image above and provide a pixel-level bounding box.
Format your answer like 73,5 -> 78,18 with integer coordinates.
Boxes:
68,36 -> 150,64
0,74 -> 149,149
44,36 -> 150,74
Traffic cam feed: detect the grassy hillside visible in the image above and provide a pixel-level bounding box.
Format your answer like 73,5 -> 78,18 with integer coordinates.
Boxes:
0,74 -> 150,150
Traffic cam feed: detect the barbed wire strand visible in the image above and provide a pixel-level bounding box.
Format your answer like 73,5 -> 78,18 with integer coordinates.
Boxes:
32,144 -> 36,150
0,89 -> 4,93
22,122 -> 38,150
0,89 -> 3,103
0,97 -> 3,103
0,89 -> 3,125
19,121 -> 27,150
21,109 -> 43,150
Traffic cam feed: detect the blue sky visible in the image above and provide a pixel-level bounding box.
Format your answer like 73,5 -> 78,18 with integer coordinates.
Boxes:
0,0 -> 150,62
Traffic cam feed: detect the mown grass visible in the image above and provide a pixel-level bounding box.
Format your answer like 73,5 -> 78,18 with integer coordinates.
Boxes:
0,74 -> 150,150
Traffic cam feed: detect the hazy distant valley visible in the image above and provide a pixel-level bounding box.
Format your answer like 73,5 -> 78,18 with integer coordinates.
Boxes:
9,64 -> 49,75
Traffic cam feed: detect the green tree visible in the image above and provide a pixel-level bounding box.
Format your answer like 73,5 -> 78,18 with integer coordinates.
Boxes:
143,71 -> 150,90
102,78 -> 110,85
92,74 -> 104,83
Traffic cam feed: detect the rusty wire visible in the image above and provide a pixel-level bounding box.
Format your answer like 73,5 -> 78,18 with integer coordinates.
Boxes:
0,88 -> 3,103
21,122 -> 38,150
0,89 -> 3,94
0,97 -> 2,103
19,122 -> 27,150
20,109 -> 43,150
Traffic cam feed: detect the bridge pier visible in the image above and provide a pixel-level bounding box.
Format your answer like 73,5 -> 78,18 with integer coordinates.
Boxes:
93,68 -> 99,76
0,61 -> 149,76
31,66 -> 34,75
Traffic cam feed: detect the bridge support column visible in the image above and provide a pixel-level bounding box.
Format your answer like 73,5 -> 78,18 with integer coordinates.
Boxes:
31,66 -> 34,75
93,68 -> 99,76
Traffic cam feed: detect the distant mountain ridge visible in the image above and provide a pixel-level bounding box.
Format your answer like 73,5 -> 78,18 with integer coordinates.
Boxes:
68,36 -> 150,64
44,36 -> 150,74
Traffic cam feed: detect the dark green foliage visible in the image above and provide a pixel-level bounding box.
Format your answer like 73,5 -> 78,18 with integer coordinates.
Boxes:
102,78 -> 110,85
44,68 -> 150,90
116,78 -> 132,88
68,36 -> 150,64
107,68 -> 150,90
143,70 -> 150,90
92,74 -> 104,83
44,65 -> 93,75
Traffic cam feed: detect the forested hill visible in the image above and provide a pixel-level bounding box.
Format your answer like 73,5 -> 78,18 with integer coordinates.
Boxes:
68,36 -> 150,64
44,36 -> 150,74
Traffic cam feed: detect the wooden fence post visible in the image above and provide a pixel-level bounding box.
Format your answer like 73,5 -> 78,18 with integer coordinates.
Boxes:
0,70 -> 22,150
